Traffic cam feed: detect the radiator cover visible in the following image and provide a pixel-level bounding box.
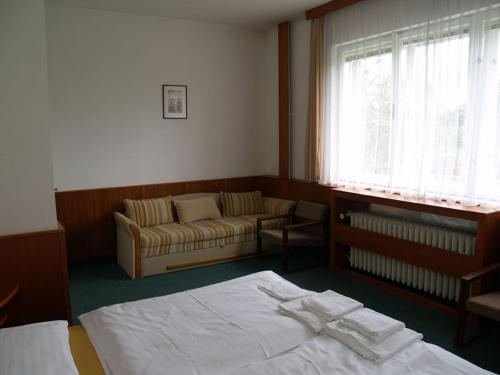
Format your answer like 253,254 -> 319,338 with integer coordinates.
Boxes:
349,212 -> 476,302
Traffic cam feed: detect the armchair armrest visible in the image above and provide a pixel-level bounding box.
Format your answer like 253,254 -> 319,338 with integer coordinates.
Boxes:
461,262 -> 500,283
257,214 -> 293,231
284,220 -> 322,231
458,262 -> 500,307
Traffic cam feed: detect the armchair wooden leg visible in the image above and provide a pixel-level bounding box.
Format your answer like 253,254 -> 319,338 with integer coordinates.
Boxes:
257,235 -> 263,259
282,245 -> 289,273
455,308 -> 466,349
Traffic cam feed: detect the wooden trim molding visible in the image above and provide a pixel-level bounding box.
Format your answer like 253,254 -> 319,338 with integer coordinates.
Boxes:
305,0 -> 363,20
165,253 -> 255,271
0,225 -> 72,327
129,224 -> 142,279
278,21 -> 290,180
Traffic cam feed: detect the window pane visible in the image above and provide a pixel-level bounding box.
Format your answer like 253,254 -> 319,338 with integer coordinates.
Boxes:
340,50 -> 393,178
398,32 -> 469,180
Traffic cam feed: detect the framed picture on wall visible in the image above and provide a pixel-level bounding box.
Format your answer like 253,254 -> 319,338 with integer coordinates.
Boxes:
162,85 -> 187,119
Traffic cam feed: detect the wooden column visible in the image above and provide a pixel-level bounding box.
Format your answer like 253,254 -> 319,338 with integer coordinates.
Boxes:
278,21 -> 290,180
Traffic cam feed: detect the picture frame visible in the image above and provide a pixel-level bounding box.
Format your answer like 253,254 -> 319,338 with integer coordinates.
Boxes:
162,84 -> 187,119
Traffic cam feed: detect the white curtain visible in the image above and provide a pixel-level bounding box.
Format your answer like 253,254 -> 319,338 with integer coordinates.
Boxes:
322,0 -> 500,206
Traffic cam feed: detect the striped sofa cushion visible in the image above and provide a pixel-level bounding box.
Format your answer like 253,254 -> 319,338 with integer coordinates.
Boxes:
263,197 -> 296,216
140,214 -> 286,257
124,196 -> 174,227
220,191 -> 264,217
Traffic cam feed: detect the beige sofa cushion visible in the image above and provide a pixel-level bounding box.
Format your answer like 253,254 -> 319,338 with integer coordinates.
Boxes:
220,191 -> 264,217
140,214 -> 287,257
174,196 -> 221,224
263,197 -> 296,216
124,196 -> 174,227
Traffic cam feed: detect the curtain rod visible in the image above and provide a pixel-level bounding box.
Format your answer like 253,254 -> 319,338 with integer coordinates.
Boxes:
305,0 -> 363,20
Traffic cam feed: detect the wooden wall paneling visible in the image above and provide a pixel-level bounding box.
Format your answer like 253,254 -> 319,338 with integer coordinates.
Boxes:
55,190 -> 97,264
278,21 -> 290,180
0,226 -> 71,327
92,186 -> 143,261
225,176 -> 257,192
305,0 -> 363,20
141,182 -> 186,199
255,175 -> 281,197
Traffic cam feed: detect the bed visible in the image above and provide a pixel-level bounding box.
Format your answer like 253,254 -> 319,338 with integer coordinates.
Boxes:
77,271 -> 494,375
1,271 -> 495,375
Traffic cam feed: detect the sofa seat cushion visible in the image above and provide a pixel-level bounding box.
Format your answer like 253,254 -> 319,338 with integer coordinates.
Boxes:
140,214 -> 286,258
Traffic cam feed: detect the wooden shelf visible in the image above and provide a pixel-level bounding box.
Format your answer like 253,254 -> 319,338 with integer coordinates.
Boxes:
333,187 -> 499,221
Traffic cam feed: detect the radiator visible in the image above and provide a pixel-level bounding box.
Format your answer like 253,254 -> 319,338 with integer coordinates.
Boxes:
349,212 -> 476,302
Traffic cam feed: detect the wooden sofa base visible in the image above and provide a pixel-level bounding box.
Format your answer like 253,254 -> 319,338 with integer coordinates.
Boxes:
140,240 -> 272,277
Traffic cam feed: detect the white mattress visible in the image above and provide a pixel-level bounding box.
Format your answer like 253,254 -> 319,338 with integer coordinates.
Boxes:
80,271 -> 494,375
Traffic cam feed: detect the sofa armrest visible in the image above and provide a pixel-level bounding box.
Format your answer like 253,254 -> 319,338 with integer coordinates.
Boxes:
114,212 -> 142,279
114,212 -> 139,233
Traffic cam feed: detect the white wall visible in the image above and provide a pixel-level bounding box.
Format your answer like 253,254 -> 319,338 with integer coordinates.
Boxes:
0,0 -> 58,235
290,18 -> 310,180
47,6 -> 274,191
256,27 -> 279,176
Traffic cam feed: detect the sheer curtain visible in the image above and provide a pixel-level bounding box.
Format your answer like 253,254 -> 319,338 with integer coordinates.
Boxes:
321,0 -> 500,206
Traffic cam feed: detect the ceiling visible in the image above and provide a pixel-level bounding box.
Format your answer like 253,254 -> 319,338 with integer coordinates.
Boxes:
45,0 -> 326,29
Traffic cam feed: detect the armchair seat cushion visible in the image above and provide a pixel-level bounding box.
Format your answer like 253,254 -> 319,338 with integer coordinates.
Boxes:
260,229 -> 323,247
466,291 -> 500,322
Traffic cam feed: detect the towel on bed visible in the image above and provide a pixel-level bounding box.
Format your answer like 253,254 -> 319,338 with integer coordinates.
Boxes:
300,290 -> 363,321
340,308 -> 405,342
279,298 -> 326,333
324,321 -> 423,363
258,283 -> 314,301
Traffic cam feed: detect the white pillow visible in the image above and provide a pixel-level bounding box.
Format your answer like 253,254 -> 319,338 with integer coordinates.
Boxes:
173,196 -> 222,224
0,320 -> 78,375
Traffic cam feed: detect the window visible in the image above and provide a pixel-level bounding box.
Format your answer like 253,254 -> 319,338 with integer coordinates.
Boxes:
326,6 -> 500,206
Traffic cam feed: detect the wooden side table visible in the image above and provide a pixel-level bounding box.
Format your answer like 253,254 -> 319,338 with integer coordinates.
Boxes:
0,284 -> 20,327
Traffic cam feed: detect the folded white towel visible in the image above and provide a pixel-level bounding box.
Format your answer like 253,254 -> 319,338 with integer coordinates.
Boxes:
324,321 -> 423,363
340,308 -> 405,342
300,290 -> 363,321
258,283 -> 314,301
279,298 -> 326,333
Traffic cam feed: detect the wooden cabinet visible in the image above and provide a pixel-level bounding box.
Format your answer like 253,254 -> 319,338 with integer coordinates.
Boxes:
0,223 -> 72,327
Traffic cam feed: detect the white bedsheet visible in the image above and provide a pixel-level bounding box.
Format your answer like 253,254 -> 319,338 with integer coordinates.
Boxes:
0,320 -> 78,375
230,335 -> 494,375
80,271 -> 315,375
80,271 -> 494,375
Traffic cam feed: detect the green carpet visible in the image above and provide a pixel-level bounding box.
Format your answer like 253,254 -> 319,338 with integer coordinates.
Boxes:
70,256 -> 500,373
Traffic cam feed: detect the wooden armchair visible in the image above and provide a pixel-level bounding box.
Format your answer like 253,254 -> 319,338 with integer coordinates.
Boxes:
455,262 -> 500,348
257,200 -> 329,273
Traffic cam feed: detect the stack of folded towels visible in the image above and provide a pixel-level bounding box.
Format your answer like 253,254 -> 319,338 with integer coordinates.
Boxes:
258,283 -> 423,363
323,308 -> 423,363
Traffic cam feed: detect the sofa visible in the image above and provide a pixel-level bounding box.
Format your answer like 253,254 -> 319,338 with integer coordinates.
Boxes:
114,191 -> 296,279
